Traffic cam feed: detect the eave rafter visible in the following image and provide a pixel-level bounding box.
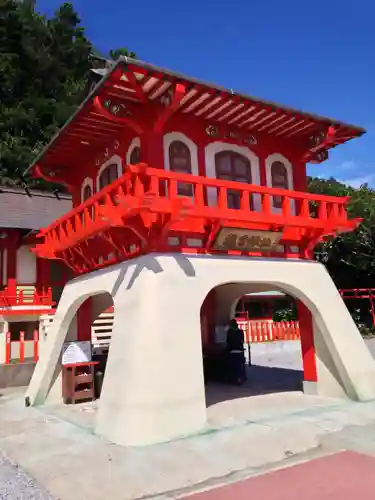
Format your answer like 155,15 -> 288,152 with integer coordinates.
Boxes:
121,68 -> 147,102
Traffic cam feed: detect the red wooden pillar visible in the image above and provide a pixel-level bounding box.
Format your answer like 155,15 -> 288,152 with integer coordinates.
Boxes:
19,331 -> 25,363
33,329 -> 39,362
77,298 -> 93,342
297,300 -> 318,382
142,133 -> 163,168
258,152 -> 267,187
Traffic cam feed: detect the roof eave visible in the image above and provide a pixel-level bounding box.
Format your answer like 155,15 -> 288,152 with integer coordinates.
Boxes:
24,56 -> 366,177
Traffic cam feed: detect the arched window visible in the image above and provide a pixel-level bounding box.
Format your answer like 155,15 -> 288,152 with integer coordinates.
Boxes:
98,163 -> 118,191
129,146 -> 141,165
81,181 -> 94,224
215,151 -> 252,209
169,140 -> 193,196
83,184 -> 92,202
270,161 -> 288,208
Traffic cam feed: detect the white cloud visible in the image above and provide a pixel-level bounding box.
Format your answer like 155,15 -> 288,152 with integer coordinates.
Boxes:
339,174 -> 375,189
308,159 -> 375,188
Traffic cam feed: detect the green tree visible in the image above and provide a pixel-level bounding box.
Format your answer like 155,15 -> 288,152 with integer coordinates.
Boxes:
109,47 -> 137,60
308,177 -> 375,325
0,1 -> 92,187
0,1 -> 137,189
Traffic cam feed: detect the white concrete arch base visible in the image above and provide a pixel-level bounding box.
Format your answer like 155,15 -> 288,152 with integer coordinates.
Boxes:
26,254 -> 375,447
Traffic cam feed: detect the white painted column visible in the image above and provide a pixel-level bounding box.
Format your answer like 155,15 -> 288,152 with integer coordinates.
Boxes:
95,267 -> 206,446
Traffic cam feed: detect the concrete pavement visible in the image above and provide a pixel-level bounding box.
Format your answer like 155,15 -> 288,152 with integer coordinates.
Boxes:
2,339 -> 375,499
3,385 -> 375,499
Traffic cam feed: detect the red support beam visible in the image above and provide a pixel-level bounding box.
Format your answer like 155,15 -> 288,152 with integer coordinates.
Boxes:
19,331 -> 25,363
297,300 -> 317,383
5,332 -> 11,364
153,83 -> 187,132
33,329 -> 39,362
77,298 -> 92,342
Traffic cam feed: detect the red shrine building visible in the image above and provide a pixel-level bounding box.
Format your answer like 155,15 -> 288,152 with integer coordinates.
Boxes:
0,188 -> 71,364
25,57 -> 375,447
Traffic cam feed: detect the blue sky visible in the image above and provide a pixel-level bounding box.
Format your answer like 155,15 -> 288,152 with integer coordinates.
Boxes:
37,0 -> 375,187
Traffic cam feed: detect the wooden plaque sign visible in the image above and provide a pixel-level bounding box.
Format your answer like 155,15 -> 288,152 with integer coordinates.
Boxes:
213,228 -> 282,252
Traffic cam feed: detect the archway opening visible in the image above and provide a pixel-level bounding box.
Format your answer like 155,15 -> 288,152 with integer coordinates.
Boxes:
201,282 -> 311,407
60,291 -> 114,406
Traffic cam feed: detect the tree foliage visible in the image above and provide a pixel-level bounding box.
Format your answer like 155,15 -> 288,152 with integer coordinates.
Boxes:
308,177 -> 375,288
109,47 -> 136,60
308,177 -> 375,326
0,1 -> 92,185
0,0 -> 136,188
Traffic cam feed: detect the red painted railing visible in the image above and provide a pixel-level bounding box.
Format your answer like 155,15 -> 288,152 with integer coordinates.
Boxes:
32,163 -> 360,265
4,330 -> 39,364
237,319 -> 300,343
339,288 -> 375,326
0,288 -> 54,308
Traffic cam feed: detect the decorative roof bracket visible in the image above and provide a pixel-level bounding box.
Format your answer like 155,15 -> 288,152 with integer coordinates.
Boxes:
303,125 -> 341,163
34,165 -> 72,189
153,83 -> 187,132
93,96 -> 144,135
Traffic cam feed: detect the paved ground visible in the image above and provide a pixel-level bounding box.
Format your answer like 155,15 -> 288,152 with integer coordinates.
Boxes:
4,383 -> 375,499
2,339 -> 375,499
0,449 -> 56,500
179,451 -> 375,499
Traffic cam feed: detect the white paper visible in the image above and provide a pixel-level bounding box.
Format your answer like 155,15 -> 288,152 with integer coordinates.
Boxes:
62,341 -> 92,366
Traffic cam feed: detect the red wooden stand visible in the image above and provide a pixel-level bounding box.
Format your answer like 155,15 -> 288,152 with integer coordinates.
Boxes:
62,361 -> 99,404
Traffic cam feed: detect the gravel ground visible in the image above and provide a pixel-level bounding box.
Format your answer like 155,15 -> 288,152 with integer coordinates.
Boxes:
0,452 -> 56,500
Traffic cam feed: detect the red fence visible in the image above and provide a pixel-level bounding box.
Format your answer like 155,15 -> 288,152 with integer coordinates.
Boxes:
4,330 -> 39,364
237,319 -> 300,343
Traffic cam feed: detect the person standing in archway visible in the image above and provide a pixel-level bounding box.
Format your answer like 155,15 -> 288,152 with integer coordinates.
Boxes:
226,319 -> 246,385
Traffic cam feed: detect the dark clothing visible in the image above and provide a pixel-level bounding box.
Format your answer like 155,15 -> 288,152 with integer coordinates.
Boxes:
226,326 -> 245,352
227,352 -> 246,383
226,324 -> 246,384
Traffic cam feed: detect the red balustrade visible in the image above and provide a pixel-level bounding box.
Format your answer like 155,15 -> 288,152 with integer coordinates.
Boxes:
4,330 -> 39,364
0,287 -> 53,308
245,320 -> 300,343
32,163 -> 361,273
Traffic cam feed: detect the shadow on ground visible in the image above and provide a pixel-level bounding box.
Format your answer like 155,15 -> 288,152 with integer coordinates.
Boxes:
206,365 -> 303,407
